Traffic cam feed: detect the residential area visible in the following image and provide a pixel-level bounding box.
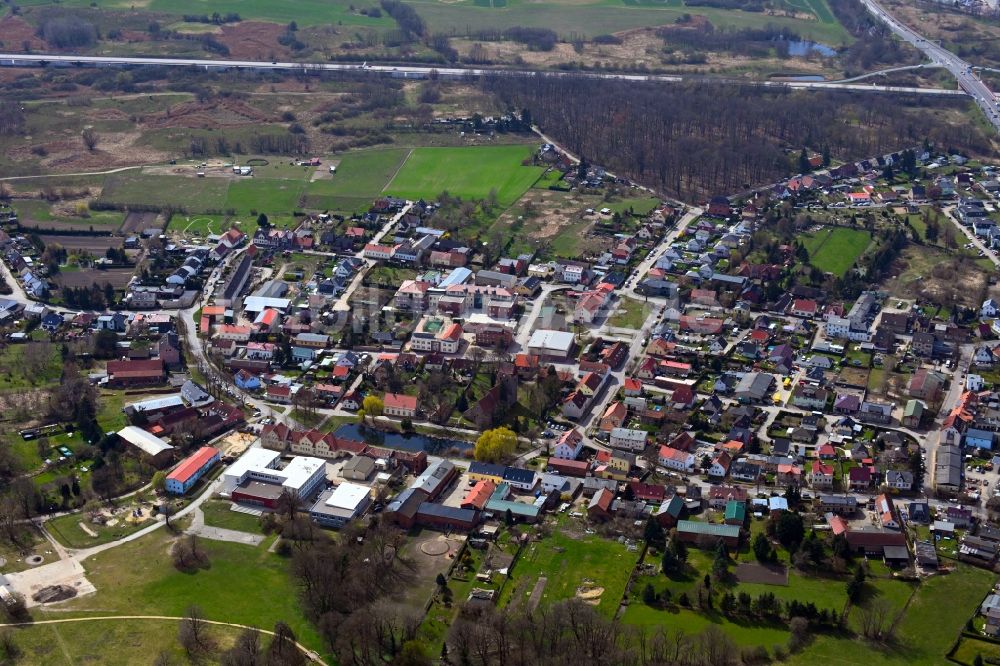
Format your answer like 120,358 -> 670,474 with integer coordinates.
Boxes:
5,139 -> 1000,665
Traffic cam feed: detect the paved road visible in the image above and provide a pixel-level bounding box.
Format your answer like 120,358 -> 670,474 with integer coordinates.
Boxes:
860,0 -> 1000,131
0,52 -> 967,97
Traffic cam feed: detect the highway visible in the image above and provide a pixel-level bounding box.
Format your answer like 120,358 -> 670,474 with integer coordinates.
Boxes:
860,0 -> 1000,131
0,52 -> 968,97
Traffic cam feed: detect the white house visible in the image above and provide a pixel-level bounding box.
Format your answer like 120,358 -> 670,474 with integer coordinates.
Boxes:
658,445 -> 694,472
609,427 -> 648,452
974,345 -> 996,367
968,374 -> 986,392
552,429 -> 584,460
983,299 -> 1000,318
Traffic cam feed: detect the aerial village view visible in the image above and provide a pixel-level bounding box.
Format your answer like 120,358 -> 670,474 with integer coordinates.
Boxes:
4,0 -> 1000,663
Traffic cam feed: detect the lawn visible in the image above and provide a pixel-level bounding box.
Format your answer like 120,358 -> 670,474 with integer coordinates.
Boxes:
99,172 -> 230,213
604,196 -> 661,216
6,617 -> 247,665
303,148 -> 410,213
175,213 -> 232,238
225,178 -> 305,217
499,521 -> 640,616
607,297 -> 650,329
51,527 -> 326,656
200,500 -> 264,534
385,145 -> 545,207
953,636 -> 1000,665
623,603 -> 791,647
803,227 -> 872,276
786,564 -> 996,665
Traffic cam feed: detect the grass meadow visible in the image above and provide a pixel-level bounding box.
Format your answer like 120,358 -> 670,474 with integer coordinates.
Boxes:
385,145 -> 545,206
803,226 -> 872,276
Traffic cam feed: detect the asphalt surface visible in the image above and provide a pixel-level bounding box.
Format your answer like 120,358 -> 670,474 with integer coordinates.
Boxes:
860,0 -> 1000,131
0,52 -> 967,97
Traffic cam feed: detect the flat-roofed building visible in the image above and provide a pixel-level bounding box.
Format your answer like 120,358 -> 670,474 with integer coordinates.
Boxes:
527,329 -> 576,360
309,482 -> 372,528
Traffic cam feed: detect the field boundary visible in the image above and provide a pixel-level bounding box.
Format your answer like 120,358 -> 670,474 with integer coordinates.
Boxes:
382,148 -> 414,193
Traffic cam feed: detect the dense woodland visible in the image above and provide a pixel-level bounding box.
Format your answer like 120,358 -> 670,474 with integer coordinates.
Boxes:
487,76 -> 990,200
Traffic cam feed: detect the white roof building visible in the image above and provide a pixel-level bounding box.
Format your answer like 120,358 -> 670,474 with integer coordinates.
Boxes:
125,395 -> 184,414
118,426 -> 174,457
242,296 -> 292,315
527,329 -> 575,356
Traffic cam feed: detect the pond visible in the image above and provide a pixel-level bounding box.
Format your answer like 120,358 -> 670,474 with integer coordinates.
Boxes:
786,40 -> 837,57
335,423 -> 473,455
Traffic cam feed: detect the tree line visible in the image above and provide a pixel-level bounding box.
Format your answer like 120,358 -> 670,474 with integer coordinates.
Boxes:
485,75 -> 991,201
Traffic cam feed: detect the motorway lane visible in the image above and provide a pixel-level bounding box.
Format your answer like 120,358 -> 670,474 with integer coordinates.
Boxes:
0,52 -> 966,97
860,0 -> 1000,132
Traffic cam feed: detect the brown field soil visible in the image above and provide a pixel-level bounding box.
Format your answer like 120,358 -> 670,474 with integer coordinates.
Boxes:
735,562 -> 789,585
218,22 -> 291,61
55,267 -> 135,289
39,235 -> 122,252
17,219 -> 101,233
120,211 -> 161,235
7,134 -> 168,172
0,17 -> 47,52
145,98 -> 274,130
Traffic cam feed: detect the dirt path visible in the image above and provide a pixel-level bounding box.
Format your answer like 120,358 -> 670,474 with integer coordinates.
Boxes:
527,576 -> 547,611
380,148 -> 413,192
0,165 -> 143,182
0,615 -> 328,665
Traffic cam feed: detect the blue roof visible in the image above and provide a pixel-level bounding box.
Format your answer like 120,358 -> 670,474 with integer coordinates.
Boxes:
469,461 -> 506,477
503,466 -> 536,484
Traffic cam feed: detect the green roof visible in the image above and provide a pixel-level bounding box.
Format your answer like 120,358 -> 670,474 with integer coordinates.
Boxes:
678,520 -> 740,538
724,500 -> 746,522
904,399 -> 924,417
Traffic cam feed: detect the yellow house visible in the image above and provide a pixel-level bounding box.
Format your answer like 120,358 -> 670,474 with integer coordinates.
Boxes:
468,461 -> 505,484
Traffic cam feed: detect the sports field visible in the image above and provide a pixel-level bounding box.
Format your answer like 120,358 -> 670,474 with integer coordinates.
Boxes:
385,145 -> 545,207
803,227 -> 871,276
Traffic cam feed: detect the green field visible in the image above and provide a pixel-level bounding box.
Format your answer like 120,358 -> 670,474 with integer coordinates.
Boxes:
100,173 -> 230,213
785,565 -> 996,665
498,521 -> 640,616
200,500 -> 264,534
6,617 -> 247,665
803,227 -> 872,276
48,526 -> 325,656
607,297 -> 650,329
385,145 -> 545,207
225,178 -> 305,216
303,148 -> 410,213
0,343 -> 63,391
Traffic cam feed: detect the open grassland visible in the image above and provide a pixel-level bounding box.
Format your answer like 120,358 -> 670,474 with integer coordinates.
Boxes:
16,0 -> 847,41
100,172 -> 230,212
385,144 -> 545,206
303,148 -> 410,213
48,527 -> 325,656
6,617 -> 247,665
802,226 -> 872,276
0,343 -> 63,391
225,178 -> 305,216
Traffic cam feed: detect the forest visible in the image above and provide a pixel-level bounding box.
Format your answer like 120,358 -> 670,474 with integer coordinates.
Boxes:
486,76 -> 991,200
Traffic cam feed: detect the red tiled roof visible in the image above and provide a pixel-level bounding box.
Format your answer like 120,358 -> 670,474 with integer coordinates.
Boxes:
384,392 -> 418,411
167,447 -> 218,484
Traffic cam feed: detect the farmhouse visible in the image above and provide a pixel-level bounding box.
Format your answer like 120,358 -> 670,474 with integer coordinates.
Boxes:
106,359 -> 167,388
676,520 -> 741,549
383,393 -> 418,418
